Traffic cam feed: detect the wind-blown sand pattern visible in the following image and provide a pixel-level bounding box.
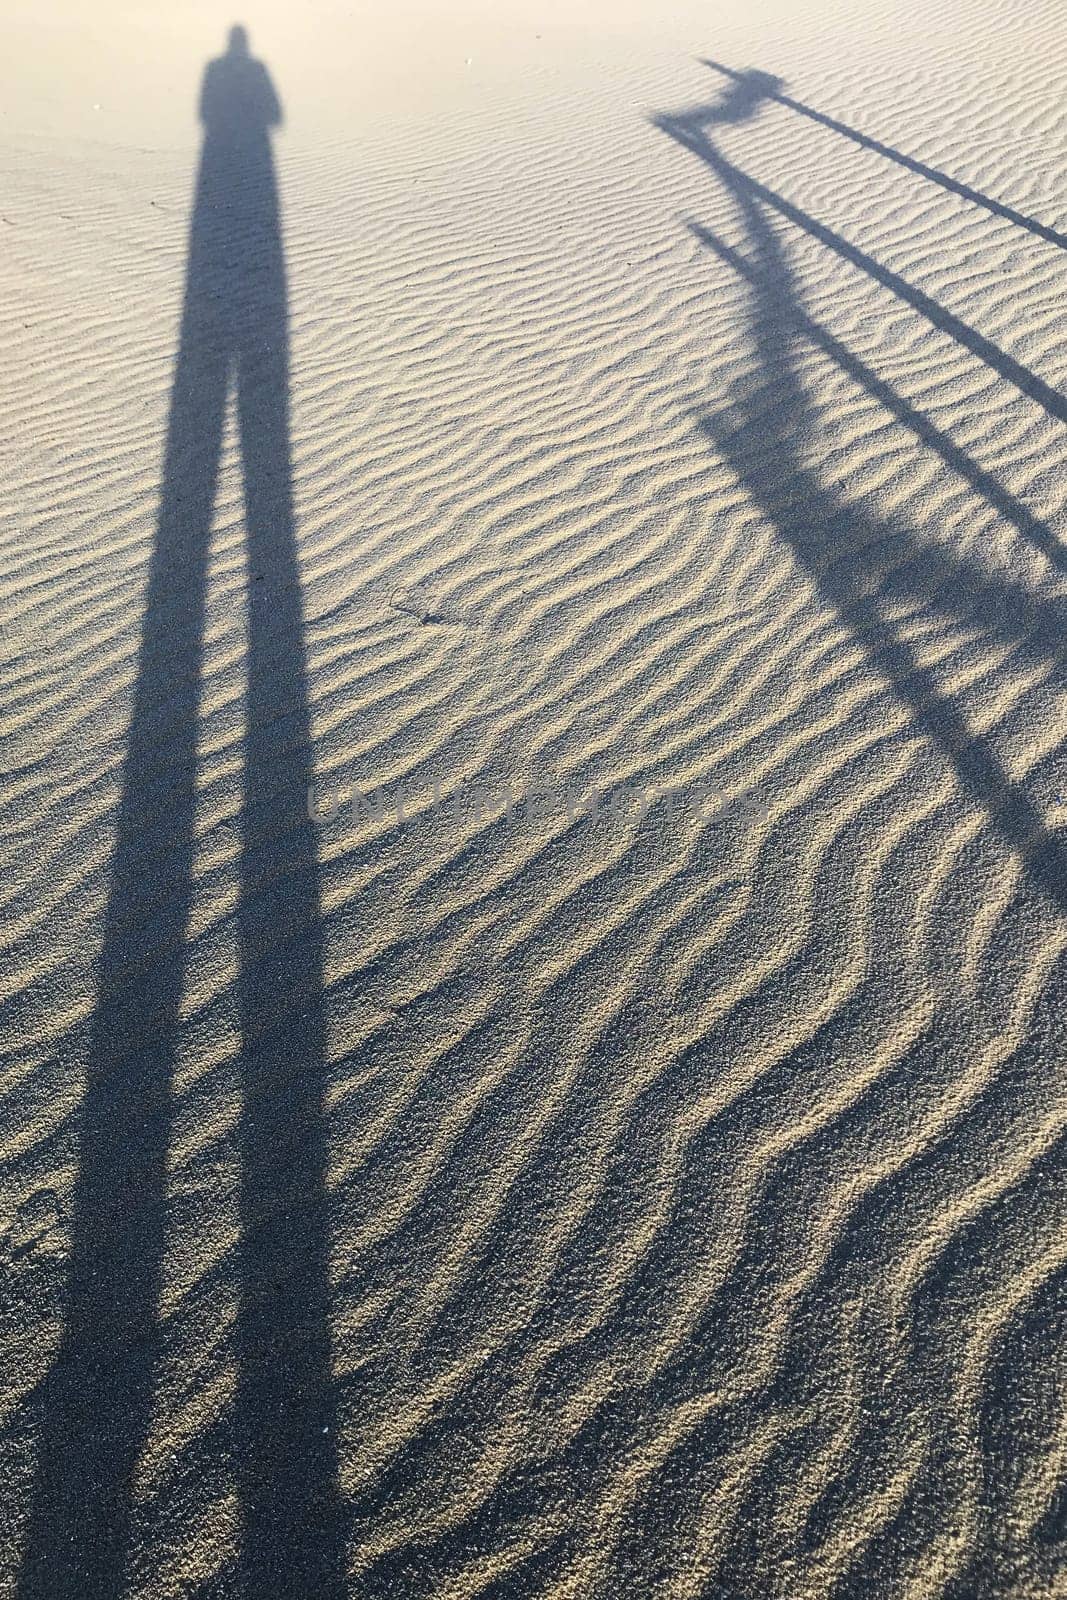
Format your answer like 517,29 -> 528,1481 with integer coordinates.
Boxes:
1,0 -> 1065,1595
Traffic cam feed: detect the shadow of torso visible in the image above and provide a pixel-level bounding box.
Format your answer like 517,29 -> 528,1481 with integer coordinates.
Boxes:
189,50 -> 285,335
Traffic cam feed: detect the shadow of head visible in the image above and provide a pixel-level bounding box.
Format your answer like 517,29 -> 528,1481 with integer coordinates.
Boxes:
651,66 -> 784,145
201,22 -> 282,138
713,67 -> 786,122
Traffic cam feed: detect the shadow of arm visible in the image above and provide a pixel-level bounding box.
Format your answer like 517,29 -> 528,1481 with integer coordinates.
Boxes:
260,65 -> 283,128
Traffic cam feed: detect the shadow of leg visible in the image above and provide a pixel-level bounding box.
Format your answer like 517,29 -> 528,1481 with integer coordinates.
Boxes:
16,331 -> 227,1600
233,332 -> 346,1597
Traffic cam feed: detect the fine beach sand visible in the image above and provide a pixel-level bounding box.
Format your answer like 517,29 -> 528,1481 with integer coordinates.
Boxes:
1,0 -> 1065,1595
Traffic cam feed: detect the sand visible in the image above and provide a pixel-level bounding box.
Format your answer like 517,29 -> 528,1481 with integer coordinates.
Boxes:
1,0 -> 1065,1594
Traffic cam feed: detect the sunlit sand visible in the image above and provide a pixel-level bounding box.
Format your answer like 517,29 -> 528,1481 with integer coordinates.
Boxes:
1,1 -> 1065,1594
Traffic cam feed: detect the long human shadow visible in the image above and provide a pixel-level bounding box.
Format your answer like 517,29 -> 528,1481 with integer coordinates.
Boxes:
699,59 -> 1067,253
18,27 -> 346,1598
652,82 -> 1067,916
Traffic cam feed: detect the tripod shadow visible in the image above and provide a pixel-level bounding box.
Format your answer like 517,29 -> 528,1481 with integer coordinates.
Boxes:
18,27 -> 346,1598
653,77 -> 1067,916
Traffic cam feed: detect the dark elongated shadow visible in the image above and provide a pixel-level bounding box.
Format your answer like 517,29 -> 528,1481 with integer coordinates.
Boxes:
688,221 -> 1067,581
700,58 -> 1067,252
658,109 -> 1067,428
18,27 -> 346,1598
652,82 -> 1067,917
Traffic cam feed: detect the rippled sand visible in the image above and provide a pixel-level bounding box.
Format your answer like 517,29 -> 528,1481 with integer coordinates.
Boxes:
1,0 -> 1065,1595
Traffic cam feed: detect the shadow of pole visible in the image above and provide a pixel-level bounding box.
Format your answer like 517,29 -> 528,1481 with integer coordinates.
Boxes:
652,85 -> 1067,918
17,27 -> 346,1598
699,58 -> 1067,253
686,218 -> 1067,581
658,106 -> 1067,428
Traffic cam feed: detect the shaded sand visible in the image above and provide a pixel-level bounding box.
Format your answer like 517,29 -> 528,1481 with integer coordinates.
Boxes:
1,0 -> 1065,1595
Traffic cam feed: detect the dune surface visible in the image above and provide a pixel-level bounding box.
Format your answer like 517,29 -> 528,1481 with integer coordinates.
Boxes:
1,0 -> 1065,1595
